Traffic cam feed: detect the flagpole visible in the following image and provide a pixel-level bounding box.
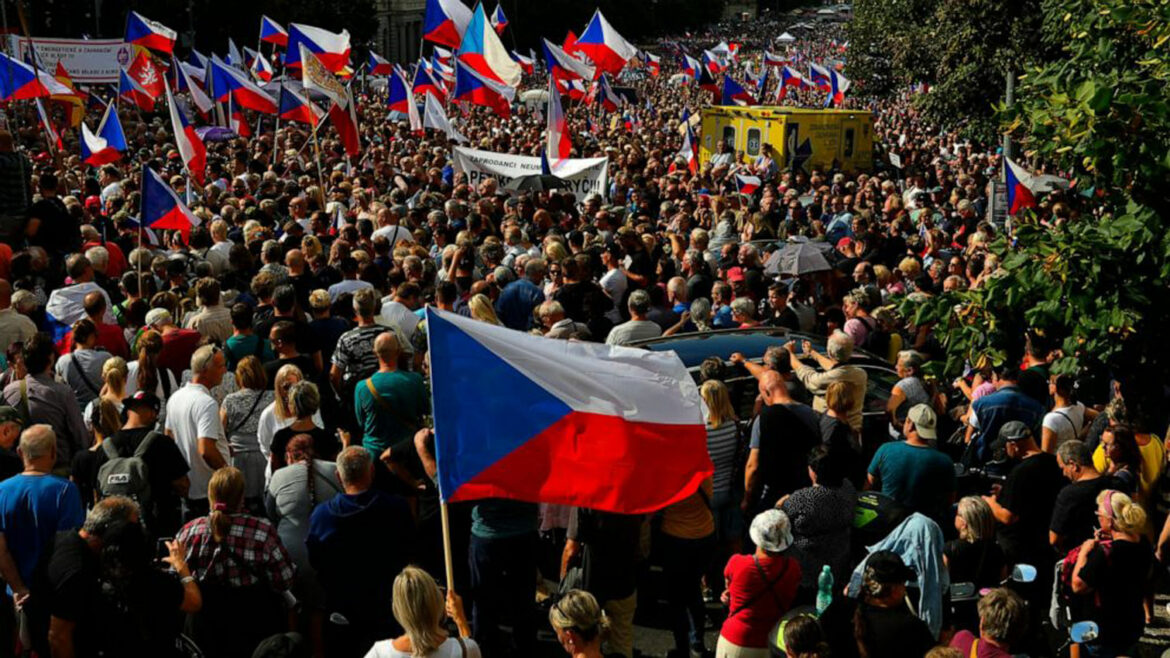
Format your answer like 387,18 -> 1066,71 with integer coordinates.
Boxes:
440,501 -> 455,590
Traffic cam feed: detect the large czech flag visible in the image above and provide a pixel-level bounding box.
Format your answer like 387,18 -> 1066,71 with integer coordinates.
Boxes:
80,104 -> 126,166
456,2 -> 521,88
141,165 -> 200,234
164,80 -> 206,185
125,11 -> 176,54
542,38 -> 595,82
279,85 -> 323,126
453,59 -> 514,117
387,67 -> 415,113
208,56 -> 277,113
576,9 -> 637,77
0,52 -> 55,101
286,23 -> 351,72
427,309 -> 712,513
424,0 -> 473,49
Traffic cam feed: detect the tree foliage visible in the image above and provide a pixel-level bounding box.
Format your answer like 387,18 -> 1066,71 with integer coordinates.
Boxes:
909,0 -> 1170,406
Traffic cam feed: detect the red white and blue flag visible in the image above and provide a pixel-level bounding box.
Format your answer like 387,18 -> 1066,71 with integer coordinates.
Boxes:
511,50 -> 534,75
279,85 -> 323,126
427,308 -> 712,513
808,62 -> 832,91
80,103 -> 127,166
246,48 -> 274,82
453,59 -> 514,117
208,55 -> 278,113
721,75 -> 755,106
735,174 -> 761,195
542,38 -> 595,82
259,16 -> 288,47
546,75 -> 571,170
457,2 -> 522,88
229,93 -> 251,137
644,52 -> 660,77
387,67 -> 415,113
286,23 -> 351,72
368,50 -> 394,75
1004,159 -> 1068,215
119,67 -> 155,111
755,66 -> 769,97
702,49 -> 727,75
125,11 -> 176,54
825,69 -> 850,107
164,80 -> 206,185
424,0 -> 473,49
141,165 -> 200,234
680,53 -> 702,81
490,4 -> 508,34
595,74 -> 622,113
413,62 -> 446,101
178,63 -> 213,117
576,9 -> 638,77
763,51 -> 786,67
672,123 -> 699,175
556,77 -> 587,101
777,65 -> 804,102
0,51 -> 59,100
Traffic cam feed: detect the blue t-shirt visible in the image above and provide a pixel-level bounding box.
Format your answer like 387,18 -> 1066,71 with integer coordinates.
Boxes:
0,473 -> 84,588
867,441 -> 955,521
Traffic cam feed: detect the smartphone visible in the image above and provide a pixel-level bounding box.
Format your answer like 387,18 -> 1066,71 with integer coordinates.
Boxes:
156,537 -> 174,561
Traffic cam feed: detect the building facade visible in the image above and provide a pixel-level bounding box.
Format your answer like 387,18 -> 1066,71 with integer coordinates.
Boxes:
375,0 -> 426,64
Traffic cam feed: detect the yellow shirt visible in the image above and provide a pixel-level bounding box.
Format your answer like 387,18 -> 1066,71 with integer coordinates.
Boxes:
661,478 -> 715,540
1092,434 -> 1164,504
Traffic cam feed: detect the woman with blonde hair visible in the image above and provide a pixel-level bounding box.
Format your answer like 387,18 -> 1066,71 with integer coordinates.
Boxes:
257,364 -> 324,482
178,467 -> 295,658
548,589 -> 609,658
364,566 -> 478,657
468,294 -> 502,326
1071,490 -> 1154,654
944,496 -> 1005,590
700,380 -> 744,571
83,356 -> 128,431
125,329 -> 179,424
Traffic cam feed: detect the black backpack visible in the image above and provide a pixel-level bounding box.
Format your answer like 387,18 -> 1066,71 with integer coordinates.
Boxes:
97,432 -> 159,513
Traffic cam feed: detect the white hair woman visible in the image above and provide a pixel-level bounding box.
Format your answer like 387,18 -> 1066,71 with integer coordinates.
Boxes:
364,566 -> 478,657
548,589 -> 609,658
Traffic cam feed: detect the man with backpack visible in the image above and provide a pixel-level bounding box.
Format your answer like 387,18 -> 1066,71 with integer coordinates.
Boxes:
93,392 -> 190,538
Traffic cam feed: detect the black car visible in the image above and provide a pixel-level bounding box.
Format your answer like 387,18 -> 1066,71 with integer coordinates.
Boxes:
630,327 -> 900,451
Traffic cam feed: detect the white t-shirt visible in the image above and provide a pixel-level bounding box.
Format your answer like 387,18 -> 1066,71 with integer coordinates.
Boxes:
599,268 -> 628,310
125,361 -> 180,426
364,637 -> 481,658
1043,402 -> 1086,448
379,299 -> 419,343
165,383 -> 228,500
372,224 -> 412,245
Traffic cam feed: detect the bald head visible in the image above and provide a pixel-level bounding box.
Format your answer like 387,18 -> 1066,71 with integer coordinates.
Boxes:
758,371 -> 784,400
373,331 -> 401,365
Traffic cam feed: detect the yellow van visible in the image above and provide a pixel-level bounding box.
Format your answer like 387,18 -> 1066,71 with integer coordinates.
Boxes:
698,106 -> 874,173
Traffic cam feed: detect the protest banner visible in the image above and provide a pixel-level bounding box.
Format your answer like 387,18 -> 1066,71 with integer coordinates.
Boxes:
7,36 -> 133,84
452,147 -> 609,201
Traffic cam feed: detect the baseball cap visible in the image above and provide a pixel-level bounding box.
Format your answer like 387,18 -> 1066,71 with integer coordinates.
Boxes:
145,308 -> 173,328
0,406 -> 25,427
84,195 -> 102,210
749,509 -> 793,553
866,550 -> 916,584
906,404 -> 938,440
999,421 -> 1032,443
836,237 -> 853,250
123,391 -> 161,414
726,266 -> 746,283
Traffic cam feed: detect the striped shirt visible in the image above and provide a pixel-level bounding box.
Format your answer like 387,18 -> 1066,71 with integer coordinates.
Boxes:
332,324 -> 384,389
706,420 -> 741,497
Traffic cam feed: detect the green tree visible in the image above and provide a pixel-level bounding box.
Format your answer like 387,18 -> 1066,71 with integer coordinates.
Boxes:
909,0 -> 1170,410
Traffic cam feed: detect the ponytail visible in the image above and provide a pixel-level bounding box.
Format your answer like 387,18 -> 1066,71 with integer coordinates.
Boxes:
286,434 -> 318,509
136,330 -> 163,396
207,467 -> 245,543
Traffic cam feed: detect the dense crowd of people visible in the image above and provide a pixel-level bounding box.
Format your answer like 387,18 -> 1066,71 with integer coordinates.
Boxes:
0,5 -> 1163,658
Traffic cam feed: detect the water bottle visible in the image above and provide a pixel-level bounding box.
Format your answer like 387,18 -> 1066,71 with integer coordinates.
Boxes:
815,565 -> 833,615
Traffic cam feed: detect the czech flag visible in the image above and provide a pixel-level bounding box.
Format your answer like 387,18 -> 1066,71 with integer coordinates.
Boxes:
511,50 -> 534,75
698,67 -> 720,96
680,53 -> 701,81
556,77 -> 586,101
387,67 -> 414,112
735,174 -> 761,195
80,103 -> 126,166
0,51 -> 59,101
259,16 -> 288,47
119,68 -> 155,111
178,62 -> 213,117
490,4 -> 508,34
141,165 -> 200,234
125,11 -> 176,54
229,93 -> 251,137
542,38 -> 595,82
808,62 -> 832,91
825,69 -> 850,107
188,48 -> 208,71
456,2 -> 521,88
644,52 -> 660,77
279,85 -> 323,126
164,80 -> 206,185
453,59 -> 514,117
208,55 -> 277,113
755,66 -> 769,97
328,88 -> 361,156
1005,159 -> 1038,215
434,45 -> 454,66
427,308 -> 712,513
248,49 -> 274,83
413,62 -> 445,101
424,0 -> 472,49
368,50 -> 394,76
423,92 -> 467,142
763,51 -> 785,67
702,49 -> 726,75
721,76 -> 756,106
576,9 -> 638,77
777,65 -> 804,102
595,74 -> 622,113
286,23 -> 351,72
546,76 -> 571,169
673,124 -> 699,175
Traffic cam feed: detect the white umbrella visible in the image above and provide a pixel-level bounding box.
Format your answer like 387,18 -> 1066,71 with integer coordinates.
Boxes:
777,32 -> 797,43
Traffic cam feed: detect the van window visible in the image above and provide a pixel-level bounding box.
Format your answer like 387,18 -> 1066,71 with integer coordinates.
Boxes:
746,128 -> 761,156
722,126 -> 736,151
844,128 -> 855,158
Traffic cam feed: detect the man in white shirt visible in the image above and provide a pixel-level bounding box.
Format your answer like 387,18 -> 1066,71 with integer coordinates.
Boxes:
379,281 -> 421,345
371,206 -> 412,245
599,245 -> 628,319
205,219 -> 233,275
165,345 -> 229,519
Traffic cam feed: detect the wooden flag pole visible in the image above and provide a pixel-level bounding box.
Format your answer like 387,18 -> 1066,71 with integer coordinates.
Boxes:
440,501 -> 455,590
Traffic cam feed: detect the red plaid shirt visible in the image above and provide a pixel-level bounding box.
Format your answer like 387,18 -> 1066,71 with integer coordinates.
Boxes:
177,514 -> 295,591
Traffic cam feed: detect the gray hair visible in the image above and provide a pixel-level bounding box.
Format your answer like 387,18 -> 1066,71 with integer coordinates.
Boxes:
525,257 -> 546,281
730,297 -> 755,319
85,246 -> 110,271
539,300 -> 565,320
627,289 -> 651,315
352,287 -> 378,317
336,446 -> 374,486
826,330 -> 854,362
82,496 -> 140,537
288,380 -> 321,418
18,424 -> 56,461
190,345 -> 221,375
1057,439 -> 1093,468
689,298 -> 712,329
956,495 -> 995,543
493,265 -> 516,286
897,350 -> 924,373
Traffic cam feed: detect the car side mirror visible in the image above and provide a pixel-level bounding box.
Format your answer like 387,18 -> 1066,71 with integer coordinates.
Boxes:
1011,564 -> 1037,584
1069,620 -> 1099,644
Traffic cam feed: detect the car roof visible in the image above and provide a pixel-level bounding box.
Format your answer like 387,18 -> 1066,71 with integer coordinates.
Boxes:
629,327 -> 893,370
